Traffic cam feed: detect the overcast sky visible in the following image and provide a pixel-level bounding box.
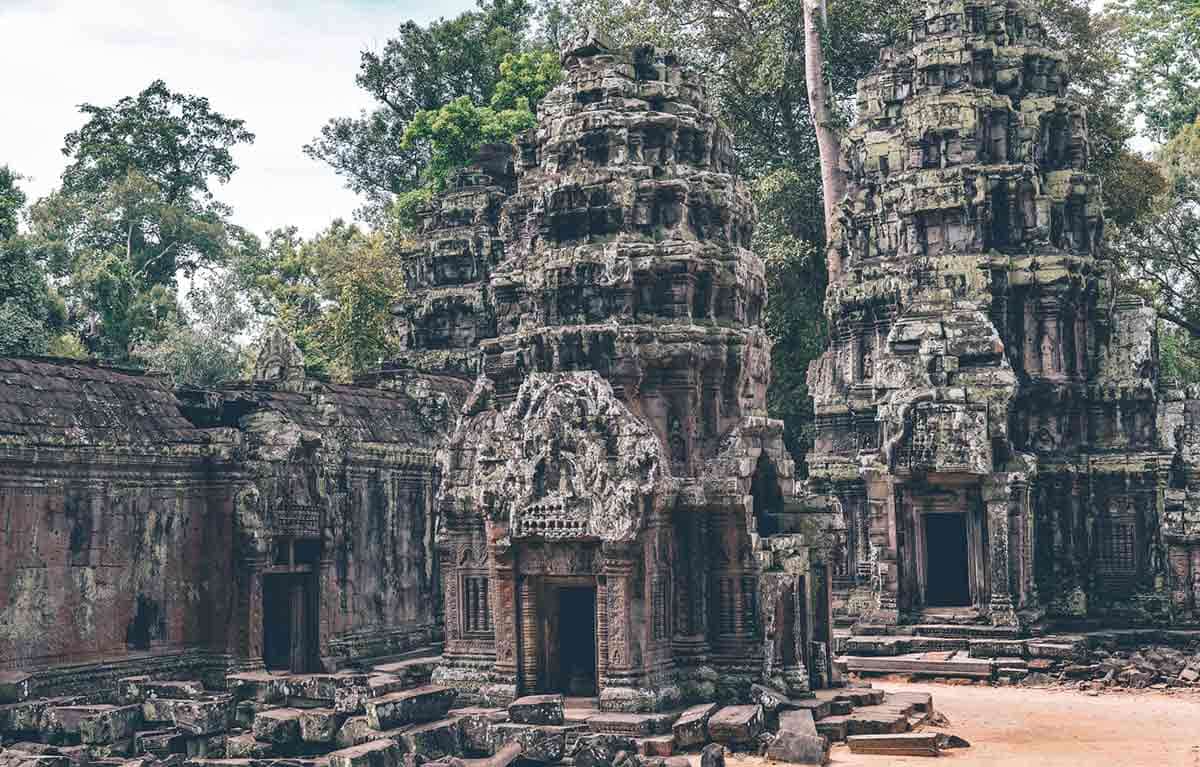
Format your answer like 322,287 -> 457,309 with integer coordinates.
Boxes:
0,0 -> 475,238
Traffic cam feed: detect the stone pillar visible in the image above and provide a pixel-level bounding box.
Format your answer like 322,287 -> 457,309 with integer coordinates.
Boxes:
518,576 -> 539,694
487,522 -> 519,705
599,545 -> 638,710
983,476 -> 1018,626
246,556 -> 268,666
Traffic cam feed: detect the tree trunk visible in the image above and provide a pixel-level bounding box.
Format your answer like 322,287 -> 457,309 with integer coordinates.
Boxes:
804,0 -> 848,283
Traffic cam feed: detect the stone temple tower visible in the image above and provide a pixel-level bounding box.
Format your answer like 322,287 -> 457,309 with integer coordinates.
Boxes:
403,33 -> 840,711
808,0 -> 1189,632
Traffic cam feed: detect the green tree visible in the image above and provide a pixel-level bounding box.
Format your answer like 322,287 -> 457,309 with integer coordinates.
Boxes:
233,222 -> 406,381
29,82 -> 254,361
305,0 -> 540,217
1109,0 -> 1200,143
0,167 -> 63,357
0,165 -> 24,240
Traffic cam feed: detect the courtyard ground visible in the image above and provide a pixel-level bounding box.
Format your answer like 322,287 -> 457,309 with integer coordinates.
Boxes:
729,680 -> 1200,767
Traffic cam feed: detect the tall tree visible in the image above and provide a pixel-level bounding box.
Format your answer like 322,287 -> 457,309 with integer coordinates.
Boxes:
1109,0 -> 1200,143
305,0 -> 539,218
29,82 -> 254,361
804,0 -> 847,279
0,167 -> 63,356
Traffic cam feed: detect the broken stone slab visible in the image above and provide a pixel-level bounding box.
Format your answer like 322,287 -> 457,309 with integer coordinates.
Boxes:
298,708 -> 344,744
0,673 -> 33,704
133,730 -> 186,758
814,715 -> 849,743
671,703 -> 718,749
392,718 -> 462,760
507,695 -> 564,726
222,735 -> 272,759
168,698 -> 235,736
183,734 -> 226,759
778,709 -> 817,737
787,698 -> 831,721
0,755 -> 70,767
334,717 -> 381,749
636,735 -> 674,757
450,707 -> 509,754
490,724 -> 567,763
333,676 -> 407,716
225,673 -> 286,704
233,702 -> 262,731
586,713 -> 654,736
1,698 -> 82,735
117,678 -> 206,705
365,687 -> 456,730
370,657 -> 440,687
328,739 -> 403,767
706,706 -> 763,747
285,673 -> 372,707
847,732 -> 941,757
39,707 -> 115,746
765,731 -> 829,765
251,709 -> 302,746
78,707 -> 143,745
884,691 -> 934,714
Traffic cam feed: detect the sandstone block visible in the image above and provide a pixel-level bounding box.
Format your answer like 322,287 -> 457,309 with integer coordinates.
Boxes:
766,731 -> 828,764
508,695 -> 564,726
118,678 -> 205,704
491,724 -> 566,763
298,708 -> 344,744
637,735 -> 674,756
778,709 -> 817,737
335,716 -> 381,749
40,706 -> 113,745
133,729 -> 186,758
365,686 -> 455,730
700,743 -> 726,767
393,718 -> 462,760
0,755 -> 69,767
706,706 -> 762,747
328,739 -> 402,767
225,673 -> 285,704
671,703 -> 718,749
451,707 -> 507,754
170,697 -> 234,736
224,734 -> 272,759
78,706 -> 142,745
251,708 -> 302,746
183,733 -> 227,759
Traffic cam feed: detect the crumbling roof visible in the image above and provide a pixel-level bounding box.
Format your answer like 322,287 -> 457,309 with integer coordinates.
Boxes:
0,357 -> 208,446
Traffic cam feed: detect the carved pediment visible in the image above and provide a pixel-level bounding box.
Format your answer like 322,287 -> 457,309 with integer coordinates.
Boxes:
457,372 -> 664,542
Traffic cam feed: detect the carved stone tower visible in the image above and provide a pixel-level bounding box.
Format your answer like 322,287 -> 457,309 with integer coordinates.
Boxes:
409,34 -> 839,711
808,0 -> 1184,630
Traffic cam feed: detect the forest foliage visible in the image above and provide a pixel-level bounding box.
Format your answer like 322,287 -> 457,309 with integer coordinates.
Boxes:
1,0 -> 1198,463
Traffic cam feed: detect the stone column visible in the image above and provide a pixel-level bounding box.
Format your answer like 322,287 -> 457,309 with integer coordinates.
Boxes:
600,545 -> 637,710
983,476 -> 1018,626
518,576 -> 539,694
246,555 -> 268,666
487,522 -> 519,705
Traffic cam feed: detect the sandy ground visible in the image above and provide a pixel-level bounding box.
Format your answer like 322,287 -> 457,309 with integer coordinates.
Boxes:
729,681 -> 1200,767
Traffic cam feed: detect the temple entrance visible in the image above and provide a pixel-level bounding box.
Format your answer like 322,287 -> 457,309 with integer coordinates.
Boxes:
262,538 -> 320,672
923,513 -> 972,607
542,581 -> 597,696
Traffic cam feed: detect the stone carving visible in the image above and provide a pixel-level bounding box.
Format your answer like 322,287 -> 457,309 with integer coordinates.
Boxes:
254,326 -> 306,383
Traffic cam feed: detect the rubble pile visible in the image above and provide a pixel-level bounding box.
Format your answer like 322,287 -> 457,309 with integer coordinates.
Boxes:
1,670 -> 941,767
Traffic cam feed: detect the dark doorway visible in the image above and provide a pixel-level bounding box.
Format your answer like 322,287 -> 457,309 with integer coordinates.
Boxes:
553,586 -> 597,696
262,573 -> 316,672
924,513 -> 972,607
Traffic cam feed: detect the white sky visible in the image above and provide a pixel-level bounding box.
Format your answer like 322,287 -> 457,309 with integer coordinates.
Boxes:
0,0 -> 476,239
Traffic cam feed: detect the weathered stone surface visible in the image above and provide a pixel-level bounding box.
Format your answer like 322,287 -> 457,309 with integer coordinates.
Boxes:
451,707 -> 508,755
0,673 -> 33,704
507,696 -> 564,726
223,734 -> 272,759
251,709 -> 302,746
334,716 -> 381,749
167,698 -> 234,736
327,740 -> 402,767
699,743 -> 725,767
118,679 -> 206,705
706,706 -> 762,747
133,730 -> 186,758
392,718 -> 462,760
766,730 -> 828,765
365,687 -> 456,730
777,710 -> 817,737
78,707 -> 143,745
491,724 -> 566,763
671,704 -> 717,749
298,708 -> 344,744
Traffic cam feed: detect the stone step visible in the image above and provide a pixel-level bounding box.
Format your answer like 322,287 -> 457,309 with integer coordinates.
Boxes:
910,623 -> 1022,639
844,635 -> 971,656
848,732 -> 941,756
369,656 -> 440,689
838,651 -> 995,679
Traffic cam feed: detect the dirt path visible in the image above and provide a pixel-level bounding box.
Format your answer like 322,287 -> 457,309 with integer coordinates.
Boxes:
731,681 -> 1200,767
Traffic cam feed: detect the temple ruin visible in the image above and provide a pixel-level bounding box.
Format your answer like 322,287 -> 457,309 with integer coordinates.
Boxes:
6,1 -> 1200,765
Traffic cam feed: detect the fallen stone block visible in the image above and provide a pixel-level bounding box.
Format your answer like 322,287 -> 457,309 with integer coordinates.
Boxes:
706,706 -> 762,747
778,709 -> 817,737
814,715 -> 849,743
507,695 -> 564,726
225,673 -> 285,704
847,732 -> 941,757
251,709 -> 302,746
40,707 -> 113,745
393,718 -> 462,760
328,739 -> 402,767
490,724 -> 566,763
0,673 -> 33,704
133,730 -> 186,758
0,755 -> 70,767
365,687 -> 456,730
766,731 -> 828,764
118,679 -> 206,705
233,702 -> 261,731
79,707 -> 143,745
183,734 -> 226,759
335,716 -> 381,749
636,735 -> 674,757
451,707 -> 508,755
298,708 -> 344,744
52,747 -> 87,767
586,713 -> 654,736
170,698 -> 234,736
671,703 -> 718,749
223,734 -> 272,759
787,698 -> 831,722
370,657 -> 439,688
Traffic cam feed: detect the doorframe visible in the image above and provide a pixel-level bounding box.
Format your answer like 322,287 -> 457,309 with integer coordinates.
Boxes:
525,575 -> 598,696
903,483 -> 987,612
